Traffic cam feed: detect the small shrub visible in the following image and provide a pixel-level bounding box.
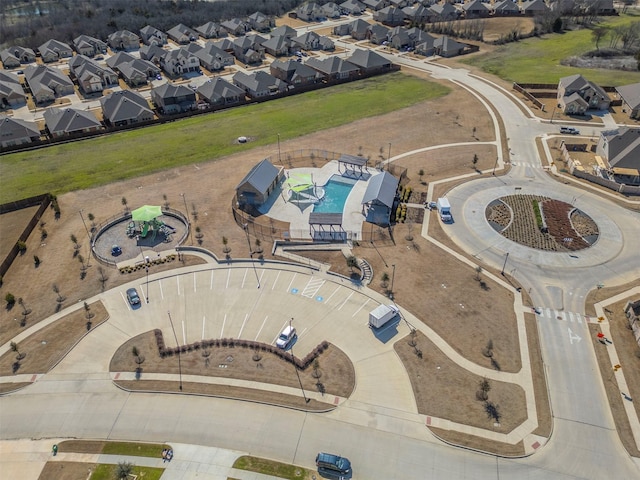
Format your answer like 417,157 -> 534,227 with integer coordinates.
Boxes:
16,240 -> 27,253
5,293 -> 16,306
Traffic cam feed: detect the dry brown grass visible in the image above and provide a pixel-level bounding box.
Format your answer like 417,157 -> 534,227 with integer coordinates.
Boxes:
37,462 -> 99,480
525,313 -> 552,437
0,301 -> 108,376
0,206 -> 39,260
429,427 -> 525,456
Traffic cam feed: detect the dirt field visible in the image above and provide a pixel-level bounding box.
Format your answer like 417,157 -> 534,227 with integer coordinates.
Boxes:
38,462 -> 99,480
0,206 -> 39,260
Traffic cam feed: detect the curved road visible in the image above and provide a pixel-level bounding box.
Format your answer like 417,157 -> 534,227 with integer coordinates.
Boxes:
2,30 -> 640,480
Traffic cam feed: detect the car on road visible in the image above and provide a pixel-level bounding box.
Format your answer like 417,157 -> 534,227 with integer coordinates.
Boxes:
316,452 -> 351,477
560,126 -> 580,135
276,325 -> 296,349
126,288 -> 141,306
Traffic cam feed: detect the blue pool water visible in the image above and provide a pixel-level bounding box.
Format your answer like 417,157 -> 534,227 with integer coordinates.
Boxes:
313,175 -> 356,213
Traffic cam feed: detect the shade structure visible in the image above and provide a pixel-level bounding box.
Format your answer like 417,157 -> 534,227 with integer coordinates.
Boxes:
131,205 -> 162,222
285,172 -> 314,193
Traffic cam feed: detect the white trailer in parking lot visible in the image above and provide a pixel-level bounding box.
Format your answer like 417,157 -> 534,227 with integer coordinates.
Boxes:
369,304 -> 399,329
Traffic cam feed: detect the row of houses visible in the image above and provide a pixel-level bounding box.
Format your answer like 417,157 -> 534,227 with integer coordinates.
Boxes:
0,49 -> 395,147
335,19 -> 469,56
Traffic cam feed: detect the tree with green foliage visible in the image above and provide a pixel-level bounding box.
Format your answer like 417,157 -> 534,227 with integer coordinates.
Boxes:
5,293 -> 16,307
346,255 -> 358,273
116,461 -> 133,480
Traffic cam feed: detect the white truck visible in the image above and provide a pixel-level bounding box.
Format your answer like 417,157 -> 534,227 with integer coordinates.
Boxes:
369,304 -> 400,329
437,197 -> 452,223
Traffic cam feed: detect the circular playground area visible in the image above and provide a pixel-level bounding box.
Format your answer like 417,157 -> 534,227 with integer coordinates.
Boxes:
93,206 -> 188,264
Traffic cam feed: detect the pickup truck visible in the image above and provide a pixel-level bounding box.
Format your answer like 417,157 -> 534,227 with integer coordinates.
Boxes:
560,127 -> 580,135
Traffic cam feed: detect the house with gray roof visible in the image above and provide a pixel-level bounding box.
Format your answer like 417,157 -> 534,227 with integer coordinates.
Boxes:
463,0 -> 491,17
107,30 -> 140,51
248,11 -> 275,32
361,171 -> 399,226
38,39 -> 73,63
236,159 -> 283,207
415,33 -> 437,56
374,6 -> 406,26
339,0 -> 366,15
0,71 -> 26,108
43,107 -> 102,137
166,24 -> 199,44
321,2 -> 342,18
558,74 -> 610,113
196,21 -> 227,39
214,38 -> 235,53
68,55 -> 118,94
73,35 -> 108,57
434,36 -> 466,57
1,46 -> 36,68
0,115 -> 41,148
221,18 -> 251,37
140,25 -> 168,46
403,4 -> 430,23
151,83 -> 197,115
387,26 -> 413,49
197,77 -> 246,107
306,56 -> 360,81
192,42 -> 234,71
106,51 -> 136,70
291,31 -> 335,51
492,0 -> 520,15
367,24 -> 391,45
363,0 -> 389,11
616,82 -> 640,120
271,25 -> 298,39
347,48 -> 392,74
596,127 -> 640,171
100,90 -> 154,127
428,3 -> 458,21
160,48 -> 200,76
270,59 -> 322,86
24,65 -> 74,104
296,2 -> 324,21
233,35 -> 267,65
232,71 -> 286,98
520,0 -> 550,15
111,57 -> 159,86
140,43 -> 166,63
346,18 -> 372,40
262,36 -> 292,57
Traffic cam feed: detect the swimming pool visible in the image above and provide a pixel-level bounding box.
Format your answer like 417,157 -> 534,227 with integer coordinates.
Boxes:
313,175 -> 356,214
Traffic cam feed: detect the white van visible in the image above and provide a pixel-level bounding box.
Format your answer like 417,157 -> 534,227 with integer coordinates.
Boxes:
276,325 -> 296,349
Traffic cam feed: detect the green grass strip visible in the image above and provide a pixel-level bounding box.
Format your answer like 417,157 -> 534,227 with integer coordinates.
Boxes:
0,73 -> 449,203
233,455 -> 312,480
101,441 -> 170,457
462,12 -> 640,85
90,464 -> 164,480
532,200 -> 543,229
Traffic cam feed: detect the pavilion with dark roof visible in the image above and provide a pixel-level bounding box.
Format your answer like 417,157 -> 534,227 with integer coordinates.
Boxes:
236,159 -> 284,207
361,171 -> 398,226
337,154 -> 368,177
309,212 -> 346,241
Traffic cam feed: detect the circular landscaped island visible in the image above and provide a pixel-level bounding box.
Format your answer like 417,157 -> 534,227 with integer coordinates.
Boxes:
485,194 -> 599,251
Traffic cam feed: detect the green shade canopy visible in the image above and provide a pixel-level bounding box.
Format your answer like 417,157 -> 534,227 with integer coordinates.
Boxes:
284,173 -> 314,193
131,205 -> 162,222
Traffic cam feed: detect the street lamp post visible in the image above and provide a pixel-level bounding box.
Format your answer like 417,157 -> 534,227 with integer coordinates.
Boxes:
492,156 -> 499,176
180,193 -> 193,245
243,223 -> 260,288
289,318 -> 310,403
390,264 -> 396,299
501,252 -> 510,276
145,263 -> 149,304
167,311 -> 183,391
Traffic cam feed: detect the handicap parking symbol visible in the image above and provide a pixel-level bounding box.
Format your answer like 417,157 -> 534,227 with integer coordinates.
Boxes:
316,296 -> 323,302
291,288 -> 298,294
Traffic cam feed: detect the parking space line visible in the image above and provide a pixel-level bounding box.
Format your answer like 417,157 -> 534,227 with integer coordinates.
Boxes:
238,313 -> 249,338
259,269 -> 265,285
255,315 -> 268,341
272,271 -> 281,290
352,298 -> 370,317
193,272 -> 197,293
159,280 -> 164,300
324,286 -> 340,304
338,291 -> 354,310
202,316 -> 206,340
210,270 -> 214,290
242,269 -> 248,288
286,273 -> 296,293
120,291 -> 131,310
177,276 -> 181,296
181,319 -> 186,344
140,289 -> 147,304
220,314 -> 227,337
226,270 -> 231,289
300,327 -> 308,337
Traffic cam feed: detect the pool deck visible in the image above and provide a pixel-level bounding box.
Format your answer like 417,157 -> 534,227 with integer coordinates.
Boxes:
260,160 -> 376,240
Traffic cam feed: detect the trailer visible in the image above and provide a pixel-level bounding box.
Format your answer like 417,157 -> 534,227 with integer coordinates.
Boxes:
437,197 -> 452,223
369,304 -> 400,329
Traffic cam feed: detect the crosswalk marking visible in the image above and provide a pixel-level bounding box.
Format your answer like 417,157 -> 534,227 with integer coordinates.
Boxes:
533,307 -> 589,326
302,277 -> 325,298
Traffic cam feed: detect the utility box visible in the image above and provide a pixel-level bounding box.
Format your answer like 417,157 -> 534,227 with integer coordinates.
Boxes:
369,304 -> 399,329
437,197 -> 452,223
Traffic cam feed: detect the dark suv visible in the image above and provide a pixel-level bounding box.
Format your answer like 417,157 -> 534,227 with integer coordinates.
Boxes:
316,452 -> 351,477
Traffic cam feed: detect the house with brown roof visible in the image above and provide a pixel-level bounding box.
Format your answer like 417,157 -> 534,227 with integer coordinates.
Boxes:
616,82 -> 640,120
0,115 -> 41,148
43,107 -> 102,137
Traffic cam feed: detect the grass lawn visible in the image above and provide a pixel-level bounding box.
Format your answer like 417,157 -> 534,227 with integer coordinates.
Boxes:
0,73 -> 449,204
233,456 -> 314,480
462,12 -> 640,85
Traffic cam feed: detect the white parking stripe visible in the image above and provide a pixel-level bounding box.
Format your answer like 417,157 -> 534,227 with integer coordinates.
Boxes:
181,320 -> 186,344
226,269 -> 231,289
286,273 -> 296,293
272,271 -> 281,290
193,272 -> 197,292
159,280 -> 164,299
338,291 -> 354,310
241,269 -> 248,288
259,269 -> 265,285
210,270 -> 214,290
120,291 -> 130,310
177,276 -> 181,296
220,314 -> 227,337
255,315 -> 268,341
238,313 -> 249,338
324,286 -> 340,304
352,299 -> 370,317
202,316 -> 206,340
